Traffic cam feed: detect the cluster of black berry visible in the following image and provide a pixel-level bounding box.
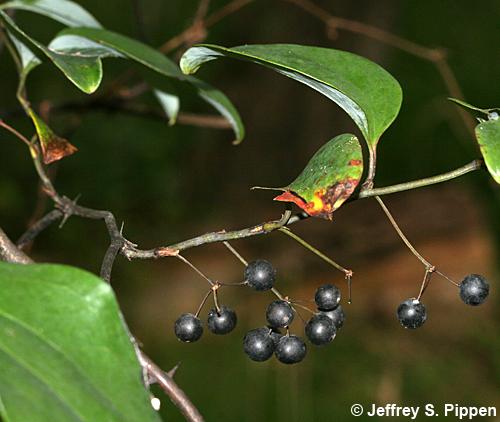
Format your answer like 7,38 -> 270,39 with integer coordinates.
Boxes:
173,258 -> 348,365
396,274 -> 490,329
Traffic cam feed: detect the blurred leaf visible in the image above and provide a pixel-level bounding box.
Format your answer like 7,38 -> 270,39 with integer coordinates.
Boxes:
449,98 -> 500,115
180,44 -> 402,150
475,115 -> 500,184
53,27 -> 244,142
1,0 -> 102,28
154,89 -> 180,125
0,11 -> 102,93
0,262 -> 160,422
263,134 -> 363,219
28,109 -> 77,164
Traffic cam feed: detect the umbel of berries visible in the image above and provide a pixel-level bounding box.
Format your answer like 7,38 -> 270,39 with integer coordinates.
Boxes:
397,298 -> 427,329
207,306 -> 237,334
174,313 -> 203,342
244,259 -> 276,291
459,274 -> 489,306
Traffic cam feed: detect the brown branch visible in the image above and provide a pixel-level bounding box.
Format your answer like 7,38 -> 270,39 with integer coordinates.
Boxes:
0,227 -> 32,264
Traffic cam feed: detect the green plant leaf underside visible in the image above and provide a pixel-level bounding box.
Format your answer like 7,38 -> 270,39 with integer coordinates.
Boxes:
0,262 -> 160,422
269,133 -> 363,219
53,28 -> 244,143
475,116 -> 500,184
1,0 -> 102,28
180,44 -> 402,149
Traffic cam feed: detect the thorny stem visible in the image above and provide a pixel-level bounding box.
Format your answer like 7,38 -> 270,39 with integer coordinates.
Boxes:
374,196 -> 432,268
278,227 -> 351,276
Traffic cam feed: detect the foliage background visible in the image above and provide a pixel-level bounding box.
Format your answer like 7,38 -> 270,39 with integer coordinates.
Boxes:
0,0 -> 499,420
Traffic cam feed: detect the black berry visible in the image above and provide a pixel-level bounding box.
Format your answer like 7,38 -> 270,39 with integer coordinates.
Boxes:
243,328 -> 275,362
174,313 -> 203,342
207,306 -> 237,334
305,314 -> 336,346
459,274 -> 489,306
315,284 -> 341,311
244,259 -> 276,291
275,335 -> 307,364
266,300 -> 294,328
397,298 -> 427,329
320,305 -> 346,329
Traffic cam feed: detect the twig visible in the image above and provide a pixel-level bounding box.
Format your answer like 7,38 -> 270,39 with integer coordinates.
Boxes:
357,160 -> 483,199
417,267 -> 435,300
17,209 -> 64,249
0,227 -> 32,264
137,352 -> 204,422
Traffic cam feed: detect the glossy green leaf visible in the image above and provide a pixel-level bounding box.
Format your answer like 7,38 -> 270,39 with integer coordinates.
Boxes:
7,33 -> 41,79
475,115 -> 500,184
154,89 -> 180,126
180,44 -> 402,149
259,134 -> 363,220
52,27 -> 244,142
1,0 -> 102,28
0,11 -> 102,93
0,262 -> 160,422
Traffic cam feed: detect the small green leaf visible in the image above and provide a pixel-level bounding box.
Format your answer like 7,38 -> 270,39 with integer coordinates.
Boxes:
475,114 -> 500,184
259,134 -> 363,220
7,33 -> 41,79
53,27 -> 244,142
1,0 -> 102,28
28,109 -> 78,164
180,44 -> 402,150
449,98 -> 500,116
0,11 -> 102,93
0,262 -> 160,422
154,89 -> 180,126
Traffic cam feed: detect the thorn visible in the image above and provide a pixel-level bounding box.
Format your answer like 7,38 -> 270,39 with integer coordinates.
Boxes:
167,362 -> 181,378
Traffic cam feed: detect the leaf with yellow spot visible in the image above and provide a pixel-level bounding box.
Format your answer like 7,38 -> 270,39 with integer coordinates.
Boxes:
256,133 -> 363,220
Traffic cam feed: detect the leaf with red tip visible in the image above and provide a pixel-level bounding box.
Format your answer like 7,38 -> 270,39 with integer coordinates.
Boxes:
272,134 -> 363,219
29,110 -> 77,164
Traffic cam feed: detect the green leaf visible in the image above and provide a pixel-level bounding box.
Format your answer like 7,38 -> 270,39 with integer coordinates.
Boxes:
28,109 -> 78,163
1,0 -> 102,28
0,11 -> 102,93
7,33 -> 41,79
154,89 -> 180,126
52,27 -> 245,143
0,262 -> 160,422
180,44 -> 402,150
475,114 -> 500,184
257,133 -> 363,220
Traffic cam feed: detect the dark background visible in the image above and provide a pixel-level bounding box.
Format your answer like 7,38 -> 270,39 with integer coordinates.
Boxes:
1,1 -> 499,420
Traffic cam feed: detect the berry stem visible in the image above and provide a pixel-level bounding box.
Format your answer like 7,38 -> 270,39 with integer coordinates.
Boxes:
222,241 -> 248,266
435,269 -> 460,287
212,287 -> 221,313
278,227 -> 351,276
417,267 -> 434,300
271,287 -> 285,300
374,196 -> 433,268
176,254 -> 214,286
194,289 -> 212,317
291,302 -> 316,315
